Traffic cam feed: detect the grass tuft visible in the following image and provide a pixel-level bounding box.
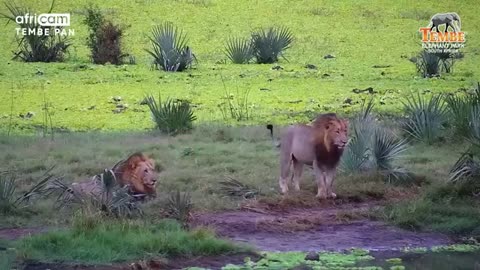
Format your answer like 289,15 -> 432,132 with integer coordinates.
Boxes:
18,219 -> 240,263
145,94 -> 196,135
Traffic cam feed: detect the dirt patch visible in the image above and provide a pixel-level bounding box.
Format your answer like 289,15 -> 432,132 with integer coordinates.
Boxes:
194,201 -> 453,252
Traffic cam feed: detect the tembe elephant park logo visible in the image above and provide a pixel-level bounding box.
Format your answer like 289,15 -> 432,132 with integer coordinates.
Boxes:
419,12 -> 465,53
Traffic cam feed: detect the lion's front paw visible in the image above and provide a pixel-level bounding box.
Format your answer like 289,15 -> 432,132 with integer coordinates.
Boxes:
315,192 -> 327,200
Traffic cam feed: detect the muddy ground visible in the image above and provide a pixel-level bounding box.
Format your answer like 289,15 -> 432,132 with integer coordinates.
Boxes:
193,200 -> 452,252
1,200 -> 454,270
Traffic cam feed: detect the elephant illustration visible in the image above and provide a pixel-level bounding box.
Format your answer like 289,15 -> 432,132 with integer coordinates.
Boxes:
429,12 -> 461,32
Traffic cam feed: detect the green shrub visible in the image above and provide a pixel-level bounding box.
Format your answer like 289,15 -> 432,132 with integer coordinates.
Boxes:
402,93 -> 447,144
414,50 -> 459,77
0,170 -> 53,214
145,94 -> 196,135
147,22 -> 195,72
165,191 -> 193,228
341,99 -> 410,184
415,50 -> 441,78
1,1 -> 70,62
445,83 -> 480,137
251,26 -> 293,64
225,37 -> 253,64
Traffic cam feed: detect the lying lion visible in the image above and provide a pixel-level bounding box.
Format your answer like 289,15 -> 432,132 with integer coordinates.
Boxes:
269,113 -> 349,199
69,152 -> 158,199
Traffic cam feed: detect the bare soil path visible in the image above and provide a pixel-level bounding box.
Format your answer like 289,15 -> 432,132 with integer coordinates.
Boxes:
193,201 -> 452,252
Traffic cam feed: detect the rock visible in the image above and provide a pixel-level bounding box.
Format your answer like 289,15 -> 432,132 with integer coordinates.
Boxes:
35,69 -> 44,75
305,251 -> 320,261
322,73 -> 330,77
116,103 -> 128,109
288,100 -> 302,104
271,65 -> 283,70
352,87 -> 376,94
344,98 -> 353,104
112,108 -> 124,114
112,96 -> 122,102
19,111 -> 35,119
87,105 -> 96,110
323,54 -> 335,59
305,64 -> 317,70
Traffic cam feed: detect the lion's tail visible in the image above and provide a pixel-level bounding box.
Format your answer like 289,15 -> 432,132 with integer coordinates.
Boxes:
266,124 -> 281,148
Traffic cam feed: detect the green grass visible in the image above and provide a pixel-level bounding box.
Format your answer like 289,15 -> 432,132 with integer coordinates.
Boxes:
17,218 -> 242,264
0,0 -> 479,132
382,183 -> 480,234
0,123 -> 467,228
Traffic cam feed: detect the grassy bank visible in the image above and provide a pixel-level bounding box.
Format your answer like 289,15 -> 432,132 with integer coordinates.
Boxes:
0,0 -> 479,132
16,218 -> 241,264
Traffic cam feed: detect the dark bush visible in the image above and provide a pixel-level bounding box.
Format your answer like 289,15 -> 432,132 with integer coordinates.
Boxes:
82,5 -> 125,64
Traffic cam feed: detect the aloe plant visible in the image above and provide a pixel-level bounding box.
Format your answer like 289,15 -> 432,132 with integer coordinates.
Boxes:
402,93 -> 447,144
166,191 -> 193,228
145,94 -> 196,135
1,168 -> 55,213
225,37 -> 253,64
251,26 -> 293,64
147,22 -> 195,72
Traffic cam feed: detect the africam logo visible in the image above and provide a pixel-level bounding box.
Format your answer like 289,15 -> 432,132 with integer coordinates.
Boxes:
419,12 -> 465,53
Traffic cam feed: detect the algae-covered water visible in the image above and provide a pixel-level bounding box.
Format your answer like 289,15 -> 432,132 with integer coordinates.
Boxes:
362,250 -> 480,270
213,245 -> 480,270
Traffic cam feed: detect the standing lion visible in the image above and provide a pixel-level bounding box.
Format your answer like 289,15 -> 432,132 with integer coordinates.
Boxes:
271,113 -> 349,199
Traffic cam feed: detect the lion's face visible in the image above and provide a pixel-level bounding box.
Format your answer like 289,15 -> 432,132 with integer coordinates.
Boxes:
326,119 -> 349,150
134,159 -> 158,194
120,153 -> 159,196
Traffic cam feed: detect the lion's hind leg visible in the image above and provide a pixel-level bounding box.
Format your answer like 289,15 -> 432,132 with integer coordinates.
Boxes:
291,157 -> 304,191
279,154 -> 293,194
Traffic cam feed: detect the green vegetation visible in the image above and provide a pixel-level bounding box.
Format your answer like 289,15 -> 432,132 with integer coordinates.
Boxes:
147,22 -> 195,72
0,1 -> 479,132
382,183 -> 480,234
17,218 -> 240,263
145,94 -> 196,135
225,37 -> 253,64
402,93 -> 447,144
1,1 -> 70,62
251,26 -> 294,64
221,250 -> 375,269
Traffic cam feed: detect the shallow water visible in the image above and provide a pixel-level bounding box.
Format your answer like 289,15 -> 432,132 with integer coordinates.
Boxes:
360,251 -> 480,270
